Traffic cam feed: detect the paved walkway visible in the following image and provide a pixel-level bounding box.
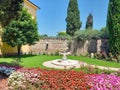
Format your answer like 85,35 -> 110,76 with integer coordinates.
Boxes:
43,60 -> 120,71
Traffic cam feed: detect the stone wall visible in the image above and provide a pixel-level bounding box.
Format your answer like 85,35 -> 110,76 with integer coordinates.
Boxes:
0,38 -> 109,56
30,38 -> 109,55
70,39 -> 97,55
30,38 -> 68,54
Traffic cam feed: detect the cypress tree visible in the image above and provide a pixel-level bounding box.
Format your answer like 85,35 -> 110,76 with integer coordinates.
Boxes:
86,13 -> 93,29
107,0 -> 120,60
66,0 -> 81,36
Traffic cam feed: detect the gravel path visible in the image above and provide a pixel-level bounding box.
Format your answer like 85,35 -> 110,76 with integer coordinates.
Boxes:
43,60 -> 120,71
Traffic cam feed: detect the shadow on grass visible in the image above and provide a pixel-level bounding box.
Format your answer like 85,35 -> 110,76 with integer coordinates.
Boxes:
2,54 -> 37,59
21,54 -> 37,58
0,62 -> 12,66
0,61 -> 23,68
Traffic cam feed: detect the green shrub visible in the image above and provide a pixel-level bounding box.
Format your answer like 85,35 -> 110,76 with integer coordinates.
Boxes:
100,27 -> 109,39
54,51 -> 59,56
74,29 -> 101,42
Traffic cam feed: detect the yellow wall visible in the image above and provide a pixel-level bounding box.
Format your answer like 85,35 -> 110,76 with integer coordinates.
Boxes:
21,45 -> 30,54
20,0 -> 39,54
1,43 -> 17,54
0,38 -> 2,55
0,0 -> 39,55
23,0 -> 38,18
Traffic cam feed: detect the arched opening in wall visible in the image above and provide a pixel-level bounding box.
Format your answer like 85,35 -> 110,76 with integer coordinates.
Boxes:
67,41 -> 72,52
45,41 -> 49,50
100,39 -> 109,58
87,39 -> 97,54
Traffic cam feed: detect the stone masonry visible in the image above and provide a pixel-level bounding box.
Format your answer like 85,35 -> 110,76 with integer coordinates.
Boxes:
30,38 -> 109,55
30,38 -> 68,54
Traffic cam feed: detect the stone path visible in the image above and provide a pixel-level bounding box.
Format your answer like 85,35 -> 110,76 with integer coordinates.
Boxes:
43,60 -> 120,71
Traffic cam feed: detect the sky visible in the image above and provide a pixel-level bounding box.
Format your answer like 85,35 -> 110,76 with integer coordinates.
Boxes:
30,0 -> 109,36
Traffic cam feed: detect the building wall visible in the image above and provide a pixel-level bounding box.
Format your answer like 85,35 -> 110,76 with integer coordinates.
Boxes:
1,43 -> 17,54
21,45 -> 30,54
20,0 -> 38,54
23,0 -> 38,18
0,38 -> 2,55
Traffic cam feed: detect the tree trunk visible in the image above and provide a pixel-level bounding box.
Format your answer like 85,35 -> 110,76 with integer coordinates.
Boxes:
17,45 -> 21,58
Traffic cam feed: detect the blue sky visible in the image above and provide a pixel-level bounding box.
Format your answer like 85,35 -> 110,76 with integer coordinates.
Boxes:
30,0 -> 109,36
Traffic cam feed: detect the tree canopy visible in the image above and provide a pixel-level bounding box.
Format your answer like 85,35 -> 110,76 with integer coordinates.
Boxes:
100,27 -> 109,39
57,31 -> 72,39
2,9 -> 39,57
85,13 -> 93,29
66,0 -> 81,36
107,0 -> 120,59
0,0 -> 23,27
74,29 -> 101,42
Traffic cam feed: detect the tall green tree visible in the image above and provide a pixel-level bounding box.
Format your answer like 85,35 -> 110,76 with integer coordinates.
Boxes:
100,27 -> 109,39
2,9 -> 39,57
66,0 -> 81,36
85,13 -> 93,29
107,0 -> 120,59
0,0 -> 23,27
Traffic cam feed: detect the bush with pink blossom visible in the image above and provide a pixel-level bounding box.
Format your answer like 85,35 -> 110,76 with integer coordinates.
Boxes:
88,74 -> 120,90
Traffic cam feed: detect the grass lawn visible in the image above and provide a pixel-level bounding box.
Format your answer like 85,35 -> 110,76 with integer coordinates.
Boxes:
68,56 -> 120,68
0,55 -> 120,68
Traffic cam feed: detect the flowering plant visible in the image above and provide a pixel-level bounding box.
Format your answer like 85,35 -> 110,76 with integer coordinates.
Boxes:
4,66 -> 120,90
88,74 -> 120,90
8,68 -> 91,89
8,71 -> 26,90
0,65 -> 16,76
18,68 -> 42,84
39,70 -> 91,89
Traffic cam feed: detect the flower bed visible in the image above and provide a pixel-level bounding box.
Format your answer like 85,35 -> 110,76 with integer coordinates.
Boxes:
88,74 -> 120,90
0,65 -> 21,76
8,68 -> 91,89
0,65 -> 120,90
39,70 -> 91,89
